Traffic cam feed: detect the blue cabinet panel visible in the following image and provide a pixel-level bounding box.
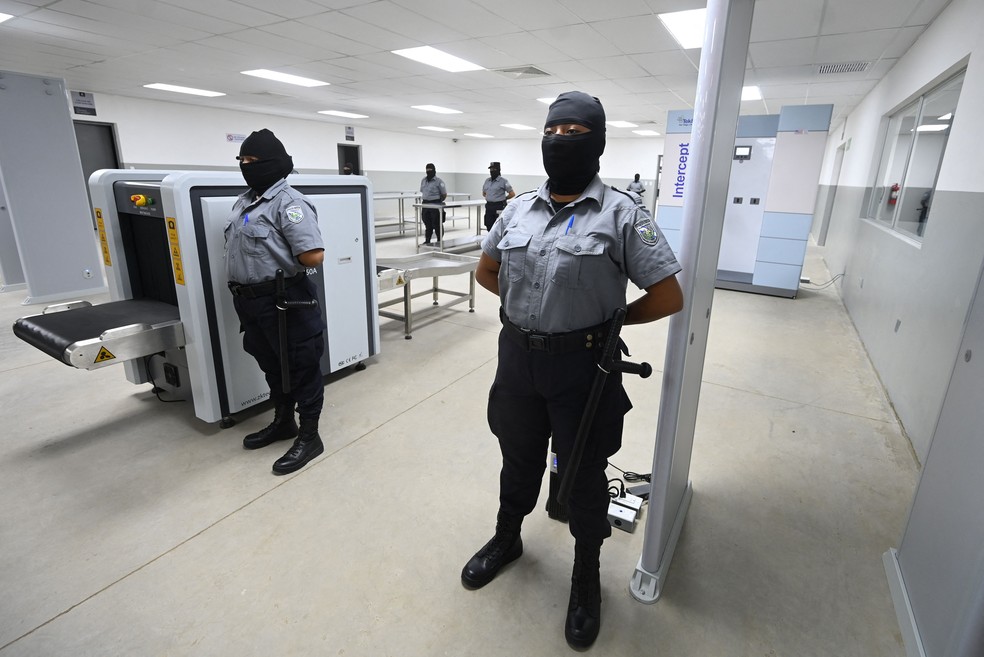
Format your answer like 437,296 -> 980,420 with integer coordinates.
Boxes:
756,236 -> 808,265
753,261 -> 801,290
760,212 -> 812,239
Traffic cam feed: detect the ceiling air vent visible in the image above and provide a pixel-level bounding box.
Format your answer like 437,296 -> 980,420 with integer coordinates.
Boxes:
817,61 -> 870,75
491,66 -> 551,80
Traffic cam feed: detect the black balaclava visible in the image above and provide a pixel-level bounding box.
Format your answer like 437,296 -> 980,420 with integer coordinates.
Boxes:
238,129 -> 293,194
489,162 -> 501,180
634,173 -> 641,182
541,91 -> 606,195
425,163 -> 436,180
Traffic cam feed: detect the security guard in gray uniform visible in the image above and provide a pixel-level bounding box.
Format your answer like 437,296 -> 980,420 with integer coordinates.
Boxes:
482,161 -> 515,232
225,129 -> 327,476
419,163 -> 447,245
461,92 -> 684,649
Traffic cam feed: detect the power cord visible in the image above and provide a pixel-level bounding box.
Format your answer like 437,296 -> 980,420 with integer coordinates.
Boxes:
800,273 -> 844,290
608,462 -> 652,501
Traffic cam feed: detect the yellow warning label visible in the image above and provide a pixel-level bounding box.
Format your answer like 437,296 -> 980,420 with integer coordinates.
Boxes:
166,217 -> 185,286
94,347 -> 116,363
95,210 -> 111,267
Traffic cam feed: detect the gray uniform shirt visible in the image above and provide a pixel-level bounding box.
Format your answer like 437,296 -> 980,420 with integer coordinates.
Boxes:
482,175 -> 681,333
483,176 -> 514,202
419,176 -> 446,201
224,178 -> 324,284
627,180 -> 646,194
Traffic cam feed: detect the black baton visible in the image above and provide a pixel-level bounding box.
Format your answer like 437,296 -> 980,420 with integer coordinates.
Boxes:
556,307 -> 652,507
275,268 -> 318,394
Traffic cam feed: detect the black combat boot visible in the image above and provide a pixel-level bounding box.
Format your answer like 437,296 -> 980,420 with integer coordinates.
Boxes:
243,401 -> 297,450
565,541 -> 602,649
461,511 -> 523,589
271,418 -> 324,475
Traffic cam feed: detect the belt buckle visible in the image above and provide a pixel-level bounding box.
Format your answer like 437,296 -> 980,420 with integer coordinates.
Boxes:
528,334 -> 548,351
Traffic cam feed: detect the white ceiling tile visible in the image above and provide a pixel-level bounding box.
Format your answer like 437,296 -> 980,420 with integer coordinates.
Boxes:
816,29 -> 897,63
750,0 -> 823,41
390,0 -> 523,39
62,0 -> 241,36
530,23 -> 623,59
340,1 -> 451,44
159,0 -> 284,27
478,32 -> 570,65
821,0 -> 922,34
560,0 -> 652,22
589,14 -> 680,55
630,50 -> 699,77
579,55 -> 650,79
255,20 -> 375,56
303,10 -> 415,51
749,38 -> 818,68
229,0 -> 328,19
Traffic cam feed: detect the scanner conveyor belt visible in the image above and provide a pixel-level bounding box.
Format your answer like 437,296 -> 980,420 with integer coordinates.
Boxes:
13,299 -> 184,369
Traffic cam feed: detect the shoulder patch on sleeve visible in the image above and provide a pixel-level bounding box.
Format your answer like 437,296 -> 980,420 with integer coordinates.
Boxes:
285,205 -> 304,224
633,214 -> 660,245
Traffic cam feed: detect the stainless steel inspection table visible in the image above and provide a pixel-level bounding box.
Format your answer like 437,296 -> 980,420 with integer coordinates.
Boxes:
376,252 -> 479,339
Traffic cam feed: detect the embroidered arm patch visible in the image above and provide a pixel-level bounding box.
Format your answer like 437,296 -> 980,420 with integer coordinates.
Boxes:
633,215 -> 660,245
285,205 -> 304,224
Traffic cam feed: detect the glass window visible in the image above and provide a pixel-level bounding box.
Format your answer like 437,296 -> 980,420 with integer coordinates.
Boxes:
865,71 -> 964,239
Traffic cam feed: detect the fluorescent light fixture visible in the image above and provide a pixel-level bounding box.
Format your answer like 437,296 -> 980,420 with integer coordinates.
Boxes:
0,12 -> 14,24
319,110 -> 369,119
938,112 -> 953,121
916,124 -> 950,132
658,8 -> 706,49
392,46 -> 483,72
500,123 -> 536,131
632,130 -> 661,136
741,86 -> 762,101
418,126 -> 454,132
607,121 -> 638,128
464,133 -> 494,139
537,97 -> 556,105
241,69 -> 329,87
143,83 -> 225,97
411,104 -> 462,115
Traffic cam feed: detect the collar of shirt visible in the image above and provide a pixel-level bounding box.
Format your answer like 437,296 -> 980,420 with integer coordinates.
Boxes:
535,174 -> 605,210
239,178 -> 289,209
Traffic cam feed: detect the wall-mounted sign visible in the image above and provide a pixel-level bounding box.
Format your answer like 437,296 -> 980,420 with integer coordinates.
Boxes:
226,133 -> 247,143
345,126 -> 355,142
72,91 -> 97,116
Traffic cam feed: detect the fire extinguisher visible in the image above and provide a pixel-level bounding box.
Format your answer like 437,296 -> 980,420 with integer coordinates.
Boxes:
888,183 -> 900,205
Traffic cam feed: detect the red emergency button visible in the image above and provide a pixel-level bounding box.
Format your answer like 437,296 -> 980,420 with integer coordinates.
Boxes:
130,194 -> 148,207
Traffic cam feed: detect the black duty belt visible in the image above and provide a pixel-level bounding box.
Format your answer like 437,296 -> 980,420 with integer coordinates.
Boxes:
500,308 -> 609,354
228,272 -> 306,299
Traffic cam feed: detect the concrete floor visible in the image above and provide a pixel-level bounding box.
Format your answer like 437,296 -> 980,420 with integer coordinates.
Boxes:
0,224 -> 917,656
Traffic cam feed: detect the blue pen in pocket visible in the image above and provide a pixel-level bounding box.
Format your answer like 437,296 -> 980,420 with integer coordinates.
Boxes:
565,214 -> 575,235
243,213 -> 249,226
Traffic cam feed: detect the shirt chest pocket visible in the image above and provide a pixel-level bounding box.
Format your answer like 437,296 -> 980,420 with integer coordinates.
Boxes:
497,232 -> 532,282
551,235 -> 607,289
240,223 -> 272,256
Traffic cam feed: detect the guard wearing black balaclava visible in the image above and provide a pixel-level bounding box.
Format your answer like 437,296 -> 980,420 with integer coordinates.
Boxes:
541,91 -> 607,196
463,91 -> 685,650
238,129 -> 294,194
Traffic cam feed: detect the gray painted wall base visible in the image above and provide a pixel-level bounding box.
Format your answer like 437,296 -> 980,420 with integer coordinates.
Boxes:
884,548 -> 927,657
630,481 -> 692,603
0,282 -> 26,293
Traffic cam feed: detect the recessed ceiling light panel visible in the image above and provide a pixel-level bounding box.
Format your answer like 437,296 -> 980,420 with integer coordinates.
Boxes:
500,124 -> 536,131
411,104 -> 462,114
658,9 -> 706,49
392,46 -> 483,73
418,126 -> 454,132
144,83 -> 225,97
241,69 -> 329,87
319,110 -> 369,119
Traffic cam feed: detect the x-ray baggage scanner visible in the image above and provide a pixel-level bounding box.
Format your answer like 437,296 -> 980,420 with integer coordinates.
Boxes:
13,170 -> 380,425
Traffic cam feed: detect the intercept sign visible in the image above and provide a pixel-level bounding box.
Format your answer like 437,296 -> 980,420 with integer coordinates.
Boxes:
673,143 -> 690,199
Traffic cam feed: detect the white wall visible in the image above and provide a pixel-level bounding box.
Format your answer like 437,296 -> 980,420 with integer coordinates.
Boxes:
77,93 -> 666,188
818,0 -> 984,462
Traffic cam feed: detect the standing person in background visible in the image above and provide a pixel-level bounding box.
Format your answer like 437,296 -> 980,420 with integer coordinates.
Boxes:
225,129 -> 327,476
482,161 -> 515,232
342,162 -> 354,175
461,92 -> 683,649
419,163 -> 446,246
627,173 -> 646,197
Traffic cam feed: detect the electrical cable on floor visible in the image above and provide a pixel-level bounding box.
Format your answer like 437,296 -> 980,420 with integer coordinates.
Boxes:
608,478 -> 625,499
608,462 -> 651,483
800,273 -> 844,290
